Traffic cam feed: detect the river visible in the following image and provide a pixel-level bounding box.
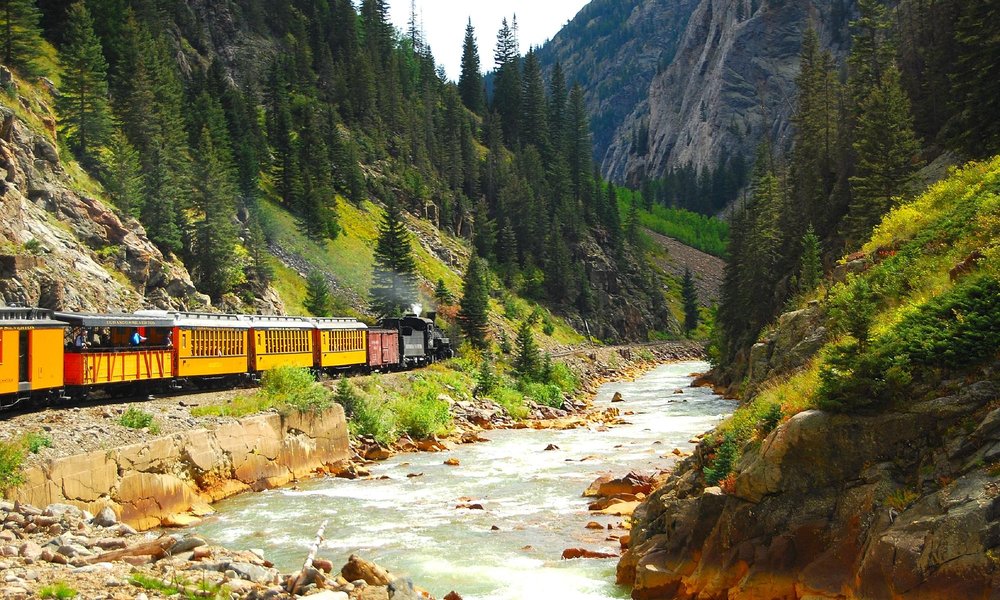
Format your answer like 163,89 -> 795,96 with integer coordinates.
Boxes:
191,361 -> 733,599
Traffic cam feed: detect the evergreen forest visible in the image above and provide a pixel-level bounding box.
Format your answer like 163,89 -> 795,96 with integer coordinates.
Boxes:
0,0 -> 709,342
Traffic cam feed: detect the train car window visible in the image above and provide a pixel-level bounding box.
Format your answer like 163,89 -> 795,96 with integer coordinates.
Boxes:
401,327 -> 413,336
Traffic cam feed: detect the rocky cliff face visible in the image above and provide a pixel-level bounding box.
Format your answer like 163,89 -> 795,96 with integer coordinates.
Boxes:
0,105 -> 205,311
619,373 -> 1000,599
541,0 -> 853,188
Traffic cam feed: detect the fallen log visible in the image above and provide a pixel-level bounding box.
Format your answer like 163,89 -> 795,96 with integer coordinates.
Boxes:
288,519 -> 328,595
84,536 -> 176,564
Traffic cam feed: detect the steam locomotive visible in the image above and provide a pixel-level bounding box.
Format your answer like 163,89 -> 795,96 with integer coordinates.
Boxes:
0,306 -> 452,410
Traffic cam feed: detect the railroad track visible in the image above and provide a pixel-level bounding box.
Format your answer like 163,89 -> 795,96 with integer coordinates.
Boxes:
549,339 -> 706,359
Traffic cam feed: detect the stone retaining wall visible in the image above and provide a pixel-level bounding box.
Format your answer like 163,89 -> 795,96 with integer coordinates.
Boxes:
10,407 -> 349,530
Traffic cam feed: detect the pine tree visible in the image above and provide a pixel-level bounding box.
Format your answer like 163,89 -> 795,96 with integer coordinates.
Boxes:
566,84 -> 592,211
844,64 -> 921,247
434,278 -> 454,305
790,28 -> 841,238
950,0 -> 1000,156
492,17 -> 521,146
304,271 -> 334,316
100,129 -> 144,218
0,0 -> 44,76
243,206 -> 273,286
799,225 -> 822,292
681,268 -> 699,334
191,126 -> 241,299
520,49 -> 548,151
371,199 -> 419,317
625,197 -> 640,245
458,256 -> 490,348
548,62 -> 567,155
457,18 -> 483,113
57,1 -> 112,166
513,320 -> 540,380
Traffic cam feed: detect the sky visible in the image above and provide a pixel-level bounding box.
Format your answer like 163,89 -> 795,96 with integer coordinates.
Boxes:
386,0 -> 590,81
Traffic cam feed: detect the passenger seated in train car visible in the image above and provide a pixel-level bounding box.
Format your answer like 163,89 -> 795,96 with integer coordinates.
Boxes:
130,328 -> 147,346
67,328 -> 88,350
88,327 -> 104,348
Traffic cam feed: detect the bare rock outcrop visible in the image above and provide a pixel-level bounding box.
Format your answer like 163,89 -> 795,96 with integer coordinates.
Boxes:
0,106 -> 205,311
618,379 -> 1000,599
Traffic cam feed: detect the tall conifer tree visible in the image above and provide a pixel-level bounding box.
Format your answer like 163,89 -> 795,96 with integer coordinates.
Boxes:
371,199 -> 418,317
0,0 -> 44,75
682,268 -> 699,334
57,1 -> 111,166
458,256 -> 490,348
458,18 -> 483,113
191,126 -> 240,299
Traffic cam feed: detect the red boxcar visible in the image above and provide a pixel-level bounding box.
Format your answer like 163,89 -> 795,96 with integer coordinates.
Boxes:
366,329 -> 399,370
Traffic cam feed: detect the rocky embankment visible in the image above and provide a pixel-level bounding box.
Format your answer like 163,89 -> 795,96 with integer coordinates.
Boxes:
618,369 -> 1000,599
9,407 -> 350,531
0,499 -> 444,600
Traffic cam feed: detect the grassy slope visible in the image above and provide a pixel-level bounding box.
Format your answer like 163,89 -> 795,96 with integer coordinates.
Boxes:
710,157 -> 1000,457
262,194 -> 585,347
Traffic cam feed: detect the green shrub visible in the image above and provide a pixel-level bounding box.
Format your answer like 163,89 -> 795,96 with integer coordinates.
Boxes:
119,407 -> 159,433
260,366 -> 331,413
519,381 -> 564,409
0,440 -> 26,494
476,359 -> 498,396
23,431 -> 52,454
39,582 -> 76,599
545,361 -> 579,394
491,385 -> 529,420
542,319 -> 555,336
757,404 -> 783,436
819,276 -> 1000,411
349,395 -> 397,444
392,390 -> 451,438
333,378 -> 360,417
704,434 -> 739,486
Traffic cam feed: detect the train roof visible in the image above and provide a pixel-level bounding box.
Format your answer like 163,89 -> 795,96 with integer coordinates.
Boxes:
248,315 -> 315,330
134,310 -> 252,329
0,307 -> 67,328
54,311 -> 174,328
312,317 -> 368,330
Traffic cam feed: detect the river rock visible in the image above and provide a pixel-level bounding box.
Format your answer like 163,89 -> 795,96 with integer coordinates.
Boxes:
342,554 -> 392,586
444,592 -> 464,600
562,548 -> 618,559
170,535 -> 207,555
230,561 -> 276,583
596,471 -> 653,497
444,458 -> 460,466
611,392 -> 624,403
307,592 -> 349,600
583,475 -> 614,497
18,541 -> 42,560
92,506 -> 118,527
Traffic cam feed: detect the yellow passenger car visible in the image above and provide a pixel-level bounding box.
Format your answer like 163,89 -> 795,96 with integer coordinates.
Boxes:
138,310 -> 251,379
313,318 -> 367,371
249,315 -> 315,372
0,307 -> 66,406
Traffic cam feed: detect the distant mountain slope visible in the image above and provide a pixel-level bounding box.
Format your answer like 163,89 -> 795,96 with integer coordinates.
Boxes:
534,0 -> 699,165
539,0 -> 854,188
644,228 -> 724,305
